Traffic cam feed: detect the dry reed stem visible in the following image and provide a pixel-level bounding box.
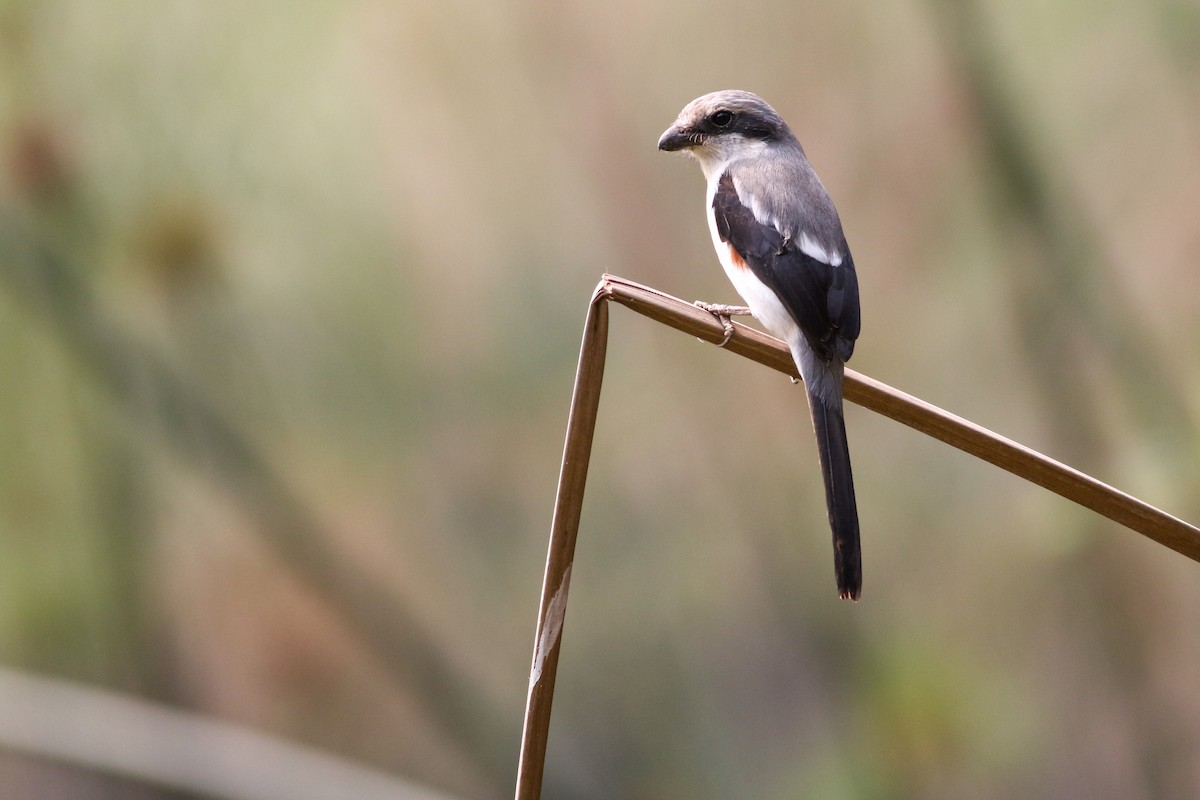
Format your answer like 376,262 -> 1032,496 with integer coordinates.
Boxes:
516,274 -> 1200,799
514,284 -> 609,800
599,274 -> 1200,560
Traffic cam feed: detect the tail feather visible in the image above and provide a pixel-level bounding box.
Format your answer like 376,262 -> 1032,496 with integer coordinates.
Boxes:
808,396 -> 862,600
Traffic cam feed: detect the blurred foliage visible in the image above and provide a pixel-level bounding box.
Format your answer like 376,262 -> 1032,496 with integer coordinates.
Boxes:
1,0 -> 1199,798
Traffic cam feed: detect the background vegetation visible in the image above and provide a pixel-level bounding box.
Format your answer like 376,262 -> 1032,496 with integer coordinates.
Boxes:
1,0 -> 1199,797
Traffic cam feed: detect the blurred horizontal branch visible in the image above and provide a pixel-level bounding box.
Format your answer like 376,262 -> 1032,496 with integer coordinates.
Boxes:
598,274 -> 1200,561
0,223 -> 507,781
0,666 -> 460,800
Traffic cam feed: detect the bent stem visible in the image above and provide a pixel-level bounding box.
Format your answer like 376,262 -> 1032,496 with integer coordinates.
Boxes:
515,273 -> 1200,799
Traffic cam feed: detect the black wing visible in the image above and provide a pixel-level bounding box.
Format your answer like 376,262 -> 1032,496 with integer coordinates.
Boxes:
712,172 -> 860,362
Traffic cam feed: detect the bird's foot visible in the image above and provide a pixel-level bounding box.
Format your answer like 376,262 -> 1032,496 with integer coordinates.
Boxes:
694,301 -> 752,346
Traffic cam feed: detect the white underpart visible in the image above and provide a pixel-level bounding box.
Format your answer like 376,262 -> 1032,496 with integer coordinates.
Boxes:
704,173 -> 799,345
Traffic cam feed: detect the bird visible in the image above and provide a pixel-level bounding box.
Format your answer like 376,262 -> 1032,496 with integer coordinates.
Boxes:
658,90 -> 863,599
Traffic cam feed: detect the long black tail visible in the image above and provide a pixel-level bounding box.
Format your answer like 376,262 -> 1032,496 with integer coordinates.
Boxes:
808,396 -> 862,600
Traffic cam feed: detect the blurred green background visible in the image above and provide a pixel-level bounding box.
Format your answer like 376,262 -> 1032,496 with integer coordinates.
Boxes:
2,0 -> 1199,797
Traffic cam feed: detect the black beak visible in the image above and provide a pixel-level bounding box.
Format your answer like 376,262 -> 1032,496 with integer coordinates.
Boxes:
657,124 -> 694,152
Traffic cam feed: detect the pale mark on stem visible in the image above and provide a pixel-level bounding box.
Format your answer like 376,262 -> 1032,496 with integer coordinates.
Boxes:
529,564 -> 573,691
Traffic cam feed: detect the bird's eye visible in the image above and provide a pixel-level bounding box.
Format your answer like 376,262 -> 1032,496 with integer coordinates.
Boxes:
710,110 -> 734,128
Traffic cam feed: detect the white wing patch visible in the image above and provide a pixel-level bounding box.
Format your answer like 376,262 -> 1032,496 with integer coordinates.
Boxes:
745,192 -> 782,236
734,181 -> 844,270
799,232 -> 842,267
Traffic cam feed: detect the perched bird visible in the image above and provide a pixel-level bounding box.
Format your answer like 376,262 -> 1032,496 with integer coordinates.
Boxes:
658,90 -> 863,599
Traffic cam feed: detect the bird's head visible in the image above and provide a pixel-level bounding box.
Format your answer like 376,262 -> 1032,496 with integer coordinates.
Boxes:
657,90 -> 794,176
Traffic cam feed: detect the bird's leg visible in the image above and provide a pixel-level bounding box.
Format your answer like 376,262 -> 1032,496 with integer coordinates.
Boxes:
694,301 -> 752,346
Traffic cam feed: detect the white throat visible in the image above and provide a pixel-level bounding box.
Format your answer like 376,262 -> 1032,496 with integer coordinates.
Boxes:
687,135 -> 770,182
